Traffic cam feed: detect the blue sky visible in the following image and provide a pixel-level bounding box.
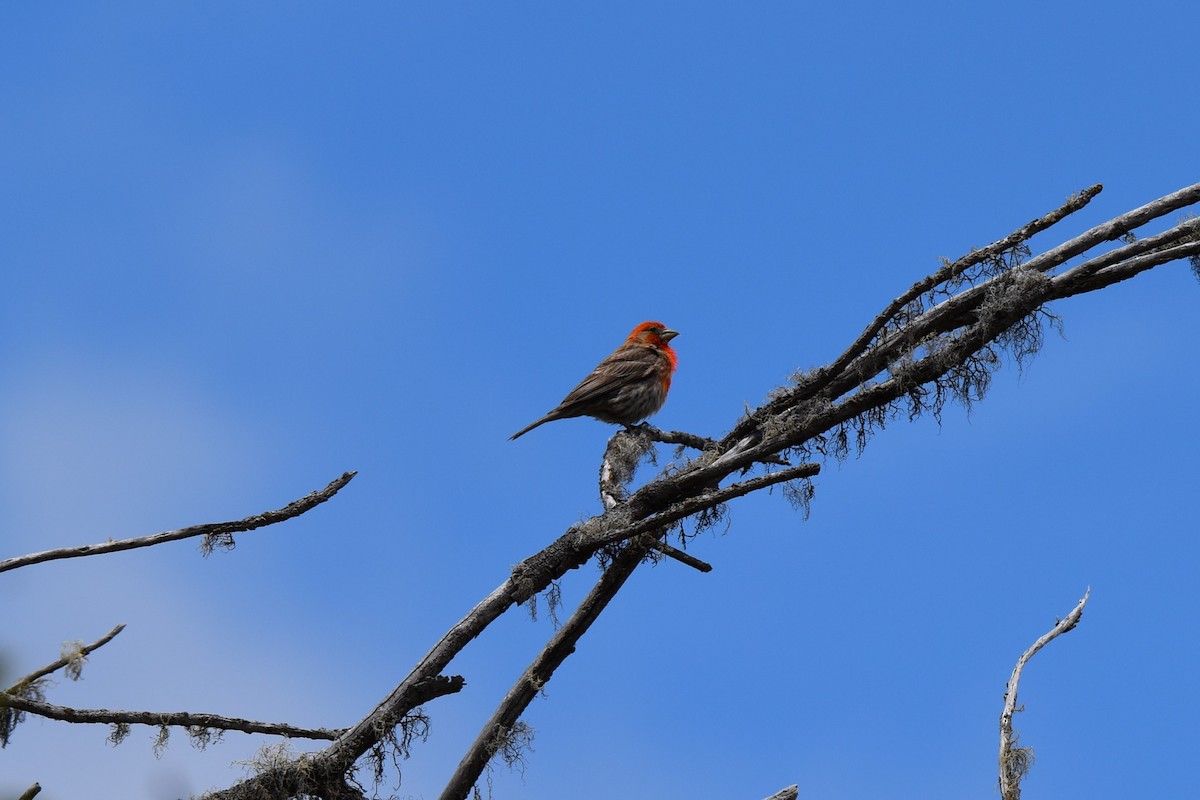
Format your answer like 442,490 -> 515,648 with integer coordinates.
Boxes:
1,3 -> 1197,799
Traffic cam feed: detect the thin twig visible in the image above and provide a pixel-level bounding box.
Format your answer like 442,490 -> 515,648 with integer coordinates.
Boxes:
0,694 -> 344,740
0,472 -> 357,574
999,588 -> 1090,800
5,624 -> 126,693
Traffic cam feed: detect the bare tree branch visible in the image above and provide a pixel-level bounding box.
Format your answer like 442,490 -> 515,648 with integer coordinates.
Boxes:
0,472 -> 357,574
763,786 -> 799,800
591,461 -> 822,550
824,184 -> 1104,388
3,624 -> 130,747
440,535 -> 659,800
598,427 -> 717,571
651,541 -> 713,572
1026,181 -> 1200,272
0,474 -> 360,749
641,423 -> 718,451
5,624 -> 126,693
0,693 -> 344,741
204,675 -> 464,800
1052,215 -> 1200,285
1051,240 -> 1200,298
437,422 -> 726,796
724,182 -> 1200,455
18,783 -> 41,800
999,588 -> 1090,800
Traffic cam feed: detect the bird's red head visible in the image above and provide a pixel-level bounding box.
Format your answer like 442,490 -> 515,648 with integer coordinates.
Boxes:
627,321 -> 678,345
627,321 -> 679,370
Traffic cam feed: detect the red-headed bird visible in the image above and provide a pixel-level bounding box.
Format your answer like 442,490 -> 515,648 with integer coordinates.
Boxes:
510,321 -> 679,440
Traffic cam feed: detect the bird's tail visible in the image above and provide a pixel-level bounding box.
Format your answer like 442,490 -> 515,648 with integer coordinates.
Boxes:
509,415 -> 554,440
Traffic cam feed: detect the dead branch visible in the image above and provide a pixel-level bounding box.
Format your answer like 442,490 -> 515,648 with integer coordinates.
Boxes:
0,693 -> 344,741
590,461 -> 822,549
439,418 -> 729,797
641,423 -> 718,451
1,476 -> 358,750
651,541 -> 713,572
440,535 -> 659,800
5,624 -> 126,693
598,427 -> 717,572
724,183 -> 1200,456
0,472 -> 356,574
824,184 -> 1104,386
999,589 -> 1090,800
3,624 -> 128,747
203,675 -> 464,800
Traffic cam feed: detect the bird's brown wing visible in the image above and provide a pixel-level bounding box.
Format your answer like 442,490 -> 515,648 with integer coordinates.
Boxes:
510,344 -> 667,439
549,345 -> 662,417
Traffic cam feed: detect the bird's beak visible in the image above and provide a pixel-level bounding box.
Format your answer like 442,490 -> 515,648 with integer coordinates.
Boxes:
661,328 -> 679,342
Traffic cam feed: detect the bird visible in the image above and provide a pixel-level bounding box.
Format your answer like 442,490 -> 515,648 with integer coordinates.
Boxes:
510,321 -> 679,440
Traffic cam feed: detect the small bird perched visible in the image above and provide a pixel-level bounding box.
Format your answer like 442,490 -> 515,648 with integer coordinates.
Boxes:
510,321 -> 679,440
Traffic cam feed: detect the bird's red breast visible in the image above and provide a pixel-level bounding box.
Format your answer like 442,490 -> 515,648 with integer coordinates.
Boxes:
626,320 -> 679,380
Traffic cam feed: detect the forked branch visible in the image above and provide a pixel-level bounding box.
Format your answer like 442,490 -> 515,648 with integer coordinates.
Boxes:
3,624 -> 127,748
0,620 -> 344,746
2,475 -> 358,751
440,535 -> 660,800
